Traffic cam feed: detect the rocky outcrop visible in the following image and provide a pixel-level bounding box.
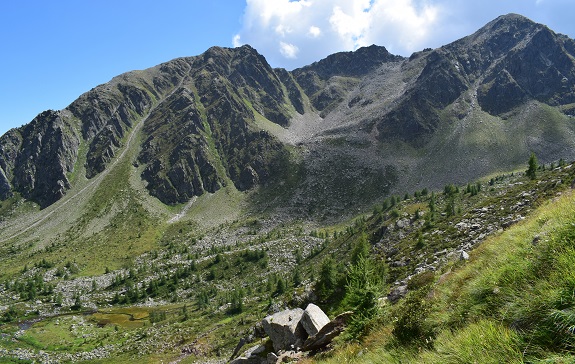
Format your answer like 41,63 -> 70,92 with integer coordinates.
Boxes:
0,129 -> 22,200
137,46 -> 295,204
261,308 -> 306,352
293,45 -> 403,114
0,110 -> 80,207
300,303 -> 330,337
377,47 -> 469,145
235,304 -> 348,363
68,73 -> 161,178
478,26 -> 575,114
259,303 -> 332,352
0,167 -> 11,200
138,89 -> 226,203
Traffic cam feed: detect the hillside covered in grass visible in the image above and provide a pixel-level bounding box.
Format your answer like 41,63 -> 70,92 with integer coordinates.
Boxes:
304,166 -> 575,364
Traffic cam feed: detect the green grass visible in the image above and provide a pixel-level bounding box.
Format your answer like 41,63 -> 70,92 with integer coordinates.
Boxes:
419,320 -> 523,364
309,182 -> 575,363
186,186 -> 245,228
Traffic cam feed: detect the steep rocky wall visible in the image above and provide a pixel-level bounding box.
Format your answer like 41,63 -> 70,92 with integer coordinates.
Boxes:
0,110 -> 80,207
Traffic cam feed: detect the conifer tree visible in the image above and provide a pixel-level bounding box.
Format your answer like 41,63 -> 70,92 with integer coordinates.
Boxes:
527,152 -> 538,180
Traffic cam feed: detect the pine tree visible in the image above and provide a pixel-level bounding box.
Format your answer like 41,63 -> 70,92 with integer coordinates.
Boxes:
527,152 -> 538,180
343,256 -> 386,338
317,257 -> 338,300
71,292 -> 82,310
182,304 -> 189,321
293,269 -> 302,287
275,277 -> 287,295
351,233 -> 370,266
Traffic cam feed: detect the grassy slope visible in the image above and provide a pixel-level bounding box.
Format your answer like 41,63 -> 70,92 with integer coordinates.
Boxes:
307,179 -> 575,363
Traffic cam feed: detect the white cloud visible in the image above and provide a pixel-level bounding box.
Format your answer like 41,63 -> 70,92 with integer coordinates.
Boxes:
232,34 -> 242,47
234,0 -> 443,69
329,5 -> 371,48
275,24 -> 293,37
367,0 -> 440,50
280,41 -> 299,59
308,26 -> 322,38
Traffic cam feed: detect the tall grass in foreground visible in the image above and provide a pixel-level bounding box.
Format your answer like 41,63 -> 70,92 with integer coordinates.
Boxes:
311,190 -> 575,363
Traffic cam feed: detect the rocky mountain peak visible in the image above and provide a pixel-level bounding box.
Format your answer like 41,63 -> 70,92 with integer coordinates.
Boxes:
1,15 -> 575,212
293,44 -> 402,80
0,110 -> 80,207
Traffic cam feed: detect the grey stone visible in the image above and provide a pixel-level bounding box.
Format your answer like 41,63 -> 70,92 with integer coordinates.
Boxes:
396,218 -> 410,229
300,303 -> 330,337
387,285 -> 408,303
261,308 -> 305,352
230,357 -> 265,364
266,352 -> 278,364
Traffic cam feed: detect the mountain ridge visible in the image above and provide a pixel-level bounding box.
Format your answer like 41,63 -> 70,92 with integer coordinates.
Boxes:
0,13 -> 574,215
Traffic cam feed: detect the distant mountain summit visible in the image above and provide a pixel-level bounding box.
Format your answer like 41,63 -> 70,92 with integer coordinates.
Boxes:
1,14 -> 574,215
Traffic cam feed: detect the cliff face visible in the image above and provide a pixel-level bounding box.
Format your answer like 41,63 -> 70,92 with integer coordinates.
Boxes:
0,110 -> 79,207
136,46 -> 298,204
1,14 -> 575,211
371,14 -> 575,145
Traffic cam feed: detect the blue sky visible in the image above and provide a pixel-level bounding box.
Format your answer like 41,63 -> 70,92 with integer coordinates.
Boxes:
1,0 -> 574,136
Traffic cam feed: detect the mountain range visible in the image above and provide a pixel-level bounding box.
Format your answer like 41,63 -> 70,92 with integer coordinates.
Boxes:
1,13 -> 574,216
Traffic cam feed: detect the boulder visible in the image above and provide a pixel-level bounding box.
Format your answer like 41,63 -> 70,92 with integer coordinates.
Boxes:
300,303 -> 330,336
230,342 -> 271,364
302,311 -> 353,352
261,308 -> 306,352
387,285 -> 408,303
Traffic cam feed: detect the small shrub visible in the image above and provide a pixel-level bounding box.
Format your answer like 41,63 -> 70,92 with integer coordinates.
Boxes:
392,287 -> 435,346
408,271 -> 435,290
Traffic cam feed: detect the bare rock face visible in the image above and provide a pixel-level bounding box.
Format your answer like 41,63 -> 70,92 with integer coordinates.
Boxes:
0,167 -> 11,200
136,45 -> 295,204
300,303 -> 330,337
261,308 -> 306,352
0,110 -> 80,207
